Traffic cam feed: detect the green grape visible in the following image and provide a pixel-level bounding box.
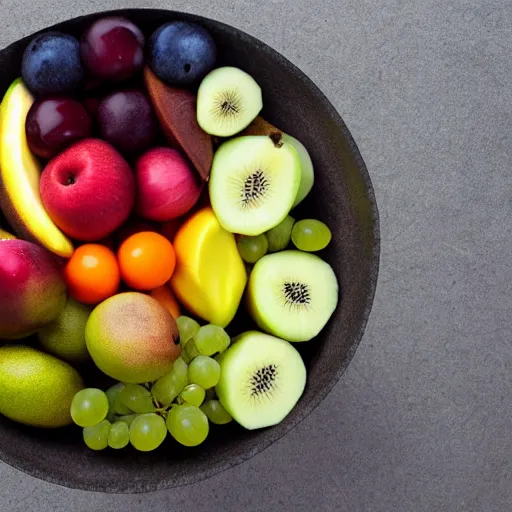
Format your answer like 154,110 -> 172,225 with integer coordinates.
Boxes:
291,219 -> 332,252
129,413 -> 167,452
237,234 -> 268,263
183,339 -> 200,360
108,421 -> 130,449
117,414 -> 138,427
179,384 -> 206,407
193,324 -> 230,356
266,215 -> 295,252
83,419 -> 110,450
200,400 -> 233,425
176,316 -> 200,345
105,383 -> 131,420
188,356 -> 221,389
167,405 -> 209,447
119,384 -> 155,414
152,357 -> 188,406
71,388 -> 109,427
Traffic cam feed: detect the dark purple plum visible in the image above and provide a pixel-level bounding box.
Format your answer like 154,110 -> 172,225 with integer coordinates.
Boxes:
148,21 -> 217,86
25,98 -> 93,159
96,89 -> 157,154
81,17 -> 145,81
21,32 -> 83,97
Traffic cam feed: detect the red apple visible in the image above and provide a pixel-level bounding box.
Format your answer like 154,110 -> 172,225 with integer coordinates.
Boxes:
135,147 -> 203,222
0,239 -> 67,339
40,139 -> 135,241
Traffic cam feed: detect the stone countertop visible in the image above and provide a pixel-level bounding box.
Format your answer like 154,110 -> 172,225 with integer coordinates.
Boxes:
1,1 -> 511,510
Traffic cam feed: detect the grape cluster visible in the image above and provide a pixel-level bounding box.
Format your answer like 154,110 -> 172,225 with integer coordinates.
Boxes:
70,316 -> 232,452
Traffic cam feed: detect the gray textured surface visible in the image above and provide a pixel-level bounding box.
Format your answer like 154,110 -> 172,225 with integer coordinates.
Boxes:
0,0 -> 511,510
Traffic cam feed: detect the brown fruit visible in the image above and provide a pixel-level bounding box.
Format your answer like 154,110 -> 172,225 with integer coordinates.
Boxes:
144,67 -> 213,181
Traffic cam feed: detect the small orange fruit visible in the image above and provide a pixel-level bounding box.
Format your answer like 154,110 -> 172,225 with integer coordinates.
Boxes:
150,285 -> 181,319
118,232 -> 176,291
64,244 -> 120,304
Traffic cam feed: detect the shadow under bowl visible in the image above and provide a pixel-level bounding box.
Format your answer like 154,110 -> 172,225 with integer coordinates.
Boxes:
0,8 -> 380,493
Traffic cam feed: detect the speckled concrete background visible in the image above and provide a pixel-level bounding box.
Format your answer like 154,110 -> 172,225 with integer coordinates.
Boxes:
1,0 -> 511,510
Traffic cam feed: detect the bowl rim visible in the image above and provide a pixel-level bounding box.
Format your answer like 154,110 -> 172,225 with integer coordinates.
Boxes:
0,8 -> 381,493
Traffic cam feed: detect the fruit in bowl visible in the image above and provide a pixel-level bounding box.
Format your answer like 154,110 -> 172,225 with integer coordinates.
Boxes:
85,292 -> 180,383
0,79 -> 74,257
0,239 -> 67,339
0,346 -> 84,428
96,89 -> 158,154
0,9 -> 379,494
135,147 -> 203,221
40,138 -> 136,241
21,32 -> 84,97
25,97 -> 93,159
80,16 -> 145,82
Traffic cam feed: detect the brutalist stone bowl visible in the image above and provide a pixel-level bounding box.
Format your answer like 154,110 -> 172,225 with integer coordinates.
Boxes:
0,9 -> 380,493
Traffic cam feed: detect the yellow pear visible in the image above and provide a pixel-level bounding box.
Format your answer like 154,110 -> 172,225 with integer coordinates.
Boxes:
0,345 -> 84,427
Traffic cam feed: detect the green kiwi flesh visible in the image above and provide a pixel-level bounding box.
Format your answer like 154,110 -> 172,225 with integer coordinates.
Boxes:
209,135 -> 301,236
246,250 -> 339,342
215,330 -> 306,430
197,66 -> 263,137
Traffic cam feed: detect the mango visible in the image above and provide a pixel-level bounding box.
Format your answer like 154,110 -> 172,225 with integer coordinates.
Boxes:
38,298 -> 92,363
0,239 -> 67,339
0,78 -> 73,258
0,345 -> 84,427
85,292 -> 181,384
170,207 -> 247,327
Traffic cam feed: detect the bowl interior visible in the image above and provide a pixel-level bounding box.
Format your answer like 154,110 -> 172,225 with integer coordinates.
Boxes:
0,9 -> 379,493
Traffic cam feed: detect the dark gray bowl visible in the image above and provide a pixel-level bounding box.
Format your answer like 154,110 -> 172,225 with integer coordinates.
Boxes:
0,9 -> 380,493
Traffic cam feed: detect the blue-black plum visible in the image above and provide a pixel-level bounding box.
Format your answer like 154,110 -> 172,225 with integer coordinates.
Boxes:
148,22 -> 217,86
21,32 -> 83,97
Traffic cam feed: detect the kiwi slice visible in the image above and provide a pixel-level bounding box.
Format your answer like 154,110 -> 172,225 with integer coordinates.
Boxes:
246,250 -> 339,342
243,117 -> 315,208
215,330 -> 306,430
197,66 -> 263,137
209,135 -> 301,236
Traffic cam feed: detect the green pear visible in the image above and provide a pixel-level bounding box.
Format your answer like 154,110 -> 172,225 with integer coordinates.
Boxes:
38,298 -> 93,363
0,345 -> 84,428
